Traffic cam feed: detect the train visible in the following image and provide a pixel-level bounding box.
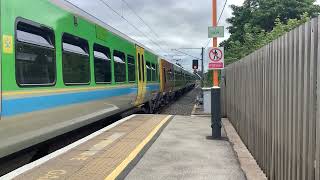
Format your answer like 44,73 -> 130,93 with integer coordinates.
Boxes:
0,0 -> 197,159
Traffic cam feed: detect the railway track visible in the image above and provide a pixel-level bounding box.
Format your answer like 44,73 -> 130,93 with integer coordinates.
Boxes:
159,86 -> 200,116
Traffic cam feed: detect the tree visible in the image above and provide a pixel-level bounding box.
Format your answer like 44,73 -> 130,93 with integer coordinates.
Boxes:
221,0 -> 320,65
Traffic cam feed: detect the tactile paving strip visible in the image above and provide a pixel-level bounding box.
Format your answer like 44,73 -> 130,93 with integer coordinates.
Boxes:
12,114 -> 171,180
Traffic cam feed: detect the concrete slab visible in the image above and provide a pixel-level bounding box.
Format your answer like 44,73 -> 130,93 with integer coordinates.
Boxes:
126,116 -> 246,180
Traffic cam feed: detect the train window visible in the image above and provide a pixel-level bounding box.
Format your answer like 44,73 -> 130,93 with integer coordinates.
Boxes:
163,68 -> 166,83
16,20 -> 55,86
62,33 -> 90,85
151,63 -> 156,82
169,69 -> 173,81
155,64 -> 158,81
142,55 -> 145,82
138,53 -> 141,81
113,50 -> 126,83
94,44 -> 111,84
127,55 -> 135,82
146,61 -> 152,82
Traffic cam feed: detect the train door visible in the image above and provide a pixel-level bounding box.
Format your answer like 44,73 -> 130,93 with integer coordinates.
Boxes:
134,46 -> 147,105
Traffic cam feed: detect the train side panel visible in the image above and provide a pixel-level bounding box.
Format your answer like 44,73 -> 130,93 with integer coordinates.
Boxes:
0,0 -> 139,158
160,59 -> 174,95
142,51 -> 160,104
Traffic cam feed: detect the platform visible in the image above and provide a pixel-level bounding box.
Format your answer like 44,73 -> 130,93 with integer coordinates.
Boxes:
1,114 -> 257,180
126,116 -> 246,180
2,114 -> 173,180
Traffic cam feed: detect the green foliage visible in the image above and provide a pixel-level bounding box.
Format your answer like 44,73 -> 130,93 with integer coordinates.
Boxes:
203,71 -> 222,87
203,71 -> 213,87
221,0 -> 320,65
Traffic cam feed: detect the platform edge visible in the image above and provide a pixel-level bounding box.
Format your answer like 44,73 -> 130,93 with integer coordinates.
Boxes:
222,118 -> 268,180
0,115 -> 137,180
105,115 -> 174,180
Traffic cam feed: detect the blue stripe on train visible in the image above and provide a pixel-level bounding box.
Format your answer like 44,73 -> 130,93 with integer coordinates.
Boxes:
147,84 -> 160,91
2,84 -> 160,117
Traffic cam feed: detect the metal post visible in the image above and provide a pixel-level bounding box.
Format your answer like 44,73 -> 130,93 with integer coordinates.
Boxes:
201,47 -> 204,88
211,87 -> 221,139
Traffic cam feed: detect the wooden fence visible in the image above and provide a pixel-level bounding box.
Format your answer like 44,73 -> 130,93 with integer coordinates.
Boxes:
221,17 -> 320,180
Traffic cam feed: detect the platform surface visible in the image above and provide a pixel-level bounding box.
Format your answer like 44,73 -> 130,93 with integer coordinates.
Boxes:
4,114 -> 172,180
126,115 -> 246,180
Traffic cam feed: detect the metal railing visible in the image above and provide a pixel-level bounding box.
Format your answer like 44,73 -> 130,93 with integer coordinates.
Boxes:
221,17 -> 320,180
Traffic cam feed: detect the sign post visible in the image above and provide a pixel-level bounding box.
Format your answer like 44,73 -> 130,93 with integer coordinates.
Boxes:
210,0 -> 222,139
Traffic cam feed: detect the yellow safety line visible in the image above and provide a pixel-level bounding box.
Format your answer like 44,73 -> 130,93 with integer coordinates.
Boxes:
105,115 -> 173,180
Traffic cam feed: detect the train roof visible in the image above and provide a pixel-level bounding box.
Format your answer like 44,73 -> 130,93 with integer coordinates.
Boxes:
161,59 -> 195,76
50,0 -> 159,56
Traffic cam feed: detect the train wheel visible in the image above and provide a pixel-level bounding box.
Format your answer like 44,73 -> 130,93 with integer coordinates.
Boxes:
142,101 -> 153,114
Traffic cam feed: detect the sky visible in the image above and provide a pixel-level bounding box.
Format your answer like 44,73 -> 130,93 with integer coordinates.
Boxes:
67,0 -> 320,72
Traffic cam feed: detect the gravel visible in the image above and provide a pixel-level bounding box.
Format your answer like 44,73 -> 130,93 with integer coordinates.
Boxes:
160,87 -> 201,115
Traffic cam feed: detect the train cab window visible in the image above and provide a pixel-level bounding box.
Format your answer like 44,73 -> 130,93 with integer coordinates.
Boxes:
151,63 -> 156,82
94,44 -> 111,83
127,55 -> 135,82
62,33 -> 90,85
146,61 -> 152,82
113,50 -> 126,83
163,68 -> 166,83
16,20 -> 55,86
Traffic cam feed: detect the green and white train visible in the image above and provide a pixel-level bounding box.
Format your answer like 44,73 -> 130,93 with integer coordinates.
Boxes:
0,0 -> 196,159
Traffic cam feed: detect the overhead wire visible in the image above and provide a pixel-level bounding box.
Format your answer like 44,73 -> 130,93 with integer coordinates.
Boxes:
171,49 -> 201,72
98,0 -> 169,54
218,0 -> 228,24
121,0 -> 159,38
63,0 -> 151,51
204,39 -> 211,49
199,0 -> 228,73
121,0 -> 172,53
172,49 -> 202,61
201,0 -> 227,50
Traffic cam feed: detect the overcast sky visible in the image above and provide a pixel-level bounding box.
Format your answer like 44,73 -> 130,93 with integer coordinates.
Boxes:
67,0 -> 320,72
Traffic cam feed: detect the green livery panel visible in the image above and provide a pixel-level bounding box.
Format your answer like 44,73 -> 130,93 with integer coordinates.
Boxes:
1,0 -> 159,95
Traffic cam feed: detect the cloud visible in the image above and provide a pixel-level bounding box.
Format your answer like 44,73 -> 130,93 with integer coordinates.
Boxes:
66,0 -> 243,71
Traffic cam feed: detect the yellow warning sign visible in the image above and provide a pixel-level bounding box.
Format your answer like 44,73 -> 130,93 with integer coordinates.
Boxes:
3,35 -> 13,54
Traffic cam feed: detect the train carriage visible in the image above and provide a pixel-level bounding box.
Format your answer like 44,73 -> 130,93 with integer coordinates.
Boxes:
0,0 -> 196,159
